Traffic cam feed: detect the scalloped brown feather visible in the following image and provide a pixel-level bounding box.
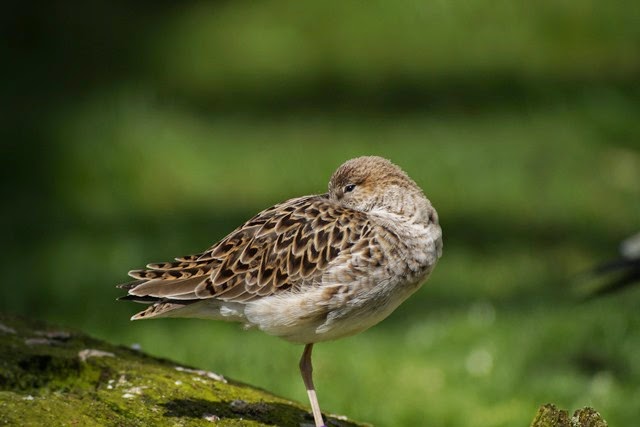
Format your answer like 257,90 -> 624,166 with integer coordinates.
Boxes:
125,194 -> 372,315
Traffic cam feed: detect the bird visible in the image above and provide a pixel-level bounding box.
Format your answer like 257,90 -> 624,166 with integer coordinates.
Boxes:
582,232 -> 640,298
118,156 -> 443,427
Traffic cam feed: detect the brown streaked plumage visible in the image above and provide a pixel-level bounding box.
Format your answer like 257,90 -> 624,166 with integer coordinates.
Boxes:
119,156 -> 443,427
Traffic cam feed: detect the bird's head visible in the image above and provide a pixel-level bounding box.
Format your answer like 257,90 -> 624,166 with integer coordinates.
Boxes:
328,156 -> 425,214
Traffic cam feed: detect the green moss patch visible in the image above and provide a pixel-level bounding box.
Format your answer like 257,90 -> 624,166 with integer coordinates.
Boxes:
0,312 -> 365,427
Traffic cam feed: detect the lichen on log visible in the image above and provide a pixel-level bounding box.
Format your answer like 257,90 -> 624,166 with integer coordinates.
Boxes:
0,312 -> 611,427
0,312 -> 365,427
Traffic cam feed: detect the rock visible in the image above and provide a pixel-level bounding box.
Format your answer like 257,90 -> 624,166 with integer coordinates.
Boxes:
0,312 -> 366,427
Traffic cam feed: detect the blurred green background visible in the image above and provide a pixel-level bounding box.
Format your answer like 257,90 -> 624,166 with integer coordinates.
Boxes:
3,1 -> 640,426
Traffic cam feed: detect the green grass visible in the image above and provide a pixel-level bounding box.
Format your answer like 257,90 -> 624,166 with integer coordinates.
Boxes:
149,0 -> 640,101
4,1 -> 640,425
4,94 -> 637,425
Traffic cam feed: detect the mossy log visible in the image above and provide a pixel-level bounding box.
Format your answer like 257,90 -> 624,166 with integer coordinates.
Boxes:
0,312 -> 365,427
0,312 -> 609,426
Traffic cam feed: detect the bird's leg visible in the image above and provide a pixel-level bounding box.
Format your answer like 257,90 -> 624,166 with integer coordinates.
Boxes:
299,343 -> 325,427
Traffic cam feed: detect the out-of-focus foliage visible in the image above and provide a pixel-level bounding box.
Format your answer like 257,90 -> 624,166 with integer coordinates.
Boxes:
2,1 -> 639,426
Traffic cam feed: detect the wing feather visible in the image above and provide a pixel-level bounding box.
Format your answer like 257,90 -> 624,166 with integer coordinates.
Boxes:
119,195 -> 371,313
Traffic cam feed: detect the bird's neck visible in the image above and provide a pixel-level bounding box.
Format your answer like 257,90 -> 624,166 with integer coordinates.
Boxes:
371,189 -> 435,229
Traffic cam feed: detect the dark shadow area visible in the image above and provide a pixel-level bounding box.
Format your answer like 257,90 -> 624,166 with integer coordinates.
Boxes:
6,2 -> 638,118
161,398 -> 359,427
161,73 -> 640,117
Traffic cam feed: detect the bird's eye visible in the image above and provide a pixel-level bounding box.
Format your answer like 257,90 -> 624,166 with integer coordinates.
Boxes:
344,184 -> 356,193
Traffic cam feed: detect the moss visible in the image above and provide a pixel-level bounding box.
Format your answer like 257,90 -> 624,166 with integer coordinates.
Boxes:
529,404 -> 608,427
0,312 -> 366,427
0,313 -> 611,426
570,407 -> 609,427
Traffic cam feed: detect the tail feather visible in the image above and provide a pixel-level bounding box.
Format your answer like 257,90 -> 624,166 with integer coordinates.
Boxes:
117,294 -> 159,304
127,276 -> 207,299
146,260 -> 208,271
175,253 -> 205,262
131,301 -> 194,320
130,299 -> 246,321
117,279 -> 145,290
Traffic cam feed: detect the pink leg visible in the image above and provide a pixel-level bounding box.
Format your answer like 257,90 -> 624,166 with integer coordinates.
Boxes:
299,343 -> 325,427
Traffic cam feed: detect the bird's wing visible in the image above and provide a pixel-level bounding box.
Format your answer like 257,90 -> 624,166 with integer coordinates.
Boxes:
120,195 -> 373,306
